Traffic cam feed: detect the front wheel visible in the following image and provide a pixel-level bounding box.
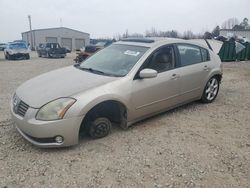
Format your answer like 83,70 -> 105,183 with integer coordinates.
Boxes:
201,77 -> 220,103
89,117 -> 112,139
8,54 -> 13,60
25,54 -> 30,59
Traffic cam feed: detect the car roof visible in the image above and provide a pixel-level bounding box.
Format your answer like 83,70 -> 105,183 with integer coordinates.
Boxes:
115,37 -> 210,50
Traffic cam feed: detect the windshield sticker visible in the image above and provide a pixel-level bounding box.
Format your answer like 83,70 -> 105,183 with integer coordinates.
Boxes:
124,50 -> 140,56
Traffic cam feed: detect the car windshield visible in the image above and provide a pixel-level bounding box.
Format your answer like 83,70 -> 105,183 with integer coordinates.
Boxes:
78,44 -> 148,77
9,43 -> 27,49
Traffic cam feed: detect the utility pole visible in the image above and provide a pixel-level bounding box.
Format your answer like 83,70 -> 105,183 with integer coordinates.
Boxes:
28,15 -> 33,50
60,18 -> 63,27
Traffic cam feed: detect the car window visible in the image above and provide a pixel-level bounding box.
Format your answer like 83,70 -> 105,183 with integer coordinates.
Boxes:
177,44 -> 202,66
145,46 -> 175,73
200,48 -> 210,62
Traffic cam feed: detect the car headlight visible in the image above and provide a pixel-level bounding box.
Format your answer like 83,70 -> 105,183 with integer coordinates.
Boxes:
36,98 -> 76,121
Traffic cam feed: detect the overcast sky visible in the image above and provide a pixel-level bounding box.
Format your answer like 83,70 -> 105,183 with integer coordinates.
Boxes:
0,0 -> 250,42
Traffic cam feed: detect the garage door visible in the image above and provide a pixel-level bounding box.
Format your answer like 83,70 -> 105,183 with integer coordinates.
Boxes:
61,38 -> 72,50
75,39 -> 85,50
46,37 -> 58,43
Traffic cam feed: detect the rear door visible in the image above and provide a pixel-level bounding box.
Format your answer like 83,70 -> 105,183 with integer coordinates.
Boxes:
131,45 -> 181,119
176,44 -> 211,102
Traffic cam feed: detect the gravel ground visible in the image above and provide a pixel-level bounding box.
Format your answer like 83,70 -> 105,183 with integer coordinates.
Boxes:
0,52 -> 249,188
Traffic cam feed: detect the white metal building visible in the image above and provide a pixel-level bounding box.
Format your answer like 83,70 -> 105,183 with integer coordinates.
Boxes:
220,29 -> 250,40
22,27 -> 90,50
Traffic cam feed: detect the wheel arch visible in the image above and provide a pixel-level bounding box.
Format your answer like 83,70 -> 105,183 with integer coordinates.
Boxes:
79,99 -> 128,135
208,71 -> 222,83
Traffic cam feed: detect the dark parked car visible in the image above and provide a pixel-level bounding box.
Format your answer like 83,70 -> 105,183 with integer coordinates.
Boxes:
64,46 -> 71,53
37,43 -> 66,58
74,41 -> 113,63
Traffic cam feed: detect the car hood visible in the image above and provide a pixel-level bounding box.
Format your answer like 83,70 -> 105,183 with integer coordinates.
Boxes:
10,48 -> 30,54
16,66 -> 118,108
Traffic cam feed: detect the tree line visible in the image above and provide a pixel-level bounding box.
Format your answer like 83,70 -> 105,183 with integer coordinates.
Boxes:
98,17 -> 249,41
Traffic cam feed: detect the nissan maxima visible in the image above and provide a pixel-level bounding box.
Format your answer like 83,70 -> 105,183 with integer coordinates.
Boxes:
11,38 -> 222,147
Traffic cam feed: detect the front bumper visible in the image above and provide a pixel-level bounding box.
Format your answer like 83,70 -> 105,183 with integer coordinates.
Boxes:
10,101 -> 84,148
10,53 -> 28,59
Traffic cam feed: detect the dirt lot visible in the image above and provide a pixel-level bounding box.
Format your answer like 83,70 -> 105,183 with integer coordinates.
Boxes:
0,52 -> 249,188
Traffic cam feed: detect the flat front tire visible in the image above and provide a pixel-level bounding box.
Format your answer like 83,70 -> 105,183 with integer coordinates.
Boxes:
89,117 -> 112,139
201,77 -> 220,103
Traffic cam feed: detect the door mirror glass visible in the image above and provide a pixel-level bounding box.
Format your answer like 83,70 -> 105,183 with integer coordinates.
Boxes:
139,69 -> 157,79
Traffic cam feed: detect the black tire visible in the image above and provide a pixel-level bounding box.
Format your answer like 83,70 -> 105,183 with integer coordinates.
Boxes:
201,76 -> 220,103
89,117 -> 112,139
25,54 -> 30,59
5,54 -> 8,60
46,52 -> 51,58
38,53 -> 41,57
8,54 -> 13,60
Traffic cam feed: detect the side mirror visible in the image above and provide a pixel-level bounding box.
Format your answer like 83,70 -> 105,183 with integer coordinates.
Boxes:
139,69 -> 157,79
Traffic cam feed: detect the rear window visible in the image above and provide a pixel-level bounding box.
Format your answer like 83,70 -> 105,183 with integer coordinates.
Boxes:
46,43 -> 60,48
177,44 -> 202,66
200,48 -> 210,61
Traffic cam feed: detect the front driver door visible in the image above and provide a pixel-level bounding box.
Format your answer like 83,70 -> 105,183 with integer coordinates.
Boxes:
131,45 -> 181,120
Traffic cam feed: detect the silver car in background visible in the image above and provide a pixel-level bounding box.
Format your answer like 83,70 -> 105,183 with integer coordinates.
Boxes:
11,38 -> 222,147
4,42 -> 30,60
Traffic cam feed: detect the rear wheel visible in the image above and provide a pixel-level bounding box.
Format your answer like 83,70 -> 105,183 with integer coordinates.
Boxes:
46,52 -> 51,58
89,117 -> 112,139
201,77 -> 220,103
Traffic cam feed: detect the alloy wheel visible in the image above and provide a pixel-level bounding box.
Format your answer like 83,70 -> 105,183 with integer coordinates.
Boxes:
205,78 -> 219,101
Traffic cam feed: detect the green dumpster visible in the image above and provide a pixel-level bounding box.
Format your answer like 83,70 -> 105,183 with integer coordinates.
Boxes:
218,41 -> 250,62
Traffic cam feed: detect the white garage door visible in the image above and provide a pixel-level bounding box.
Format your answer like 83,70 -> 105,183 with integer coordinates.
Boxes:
75,39 -> 85,50
46,37 -> 58,43
61,38 -> 72,50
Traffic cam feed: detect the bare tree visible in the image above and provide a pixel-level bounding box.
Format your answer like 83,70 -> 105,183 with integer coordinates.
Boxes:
122,29 -> 129,38
145,27 -> 159,37
183,30 -> 195,39
221,18 -> 239,29
240,17 -> 249,29
212,26 -> 220,37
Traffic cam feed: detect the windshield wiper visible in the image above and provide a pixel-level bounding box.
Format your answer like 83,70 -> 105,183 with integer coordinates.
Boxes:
77,66 -> 122,77
79,67 -> 105,75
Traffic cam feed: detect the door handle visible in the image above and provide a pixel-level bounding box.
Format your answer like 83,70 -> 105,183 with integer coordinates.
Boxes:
203,65 -> 209,71
171,74 -> 180,80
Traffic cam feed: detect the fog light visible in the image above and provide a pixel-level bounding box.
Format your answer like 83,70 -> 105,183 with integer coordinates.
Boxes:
55,136 -> 64,143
